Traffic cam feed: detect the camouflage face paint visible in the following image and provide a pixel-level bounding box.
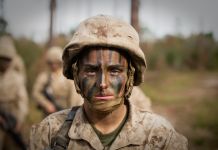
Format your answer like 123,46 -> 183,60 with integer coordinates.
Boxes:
78,47 -> 128,113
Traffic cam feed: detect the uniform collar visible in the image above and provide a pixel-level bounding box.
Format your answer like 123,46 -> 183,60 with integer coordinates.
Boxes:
110,100 -> 146,149
68,107 -> 104,150
68,100 -> 147,150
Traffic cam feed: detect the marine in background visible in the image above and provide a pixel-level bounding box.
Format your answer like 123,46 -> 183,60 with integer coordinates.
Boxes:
32,46 -> 83,115
0,35 -> 26,83
130,86 -> 152,112
0,36 -> 28,150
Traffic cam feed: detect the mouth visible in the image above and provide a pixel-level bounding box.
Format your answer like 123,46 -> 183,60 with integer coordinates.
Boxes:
94,95 -> 114,100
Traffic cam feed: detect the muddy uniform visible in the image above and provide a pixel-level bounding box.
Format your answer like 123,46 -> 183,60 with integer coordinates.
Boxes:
32,71 -> 83,109
0,69 -> 28,149
30,100 -> 187,150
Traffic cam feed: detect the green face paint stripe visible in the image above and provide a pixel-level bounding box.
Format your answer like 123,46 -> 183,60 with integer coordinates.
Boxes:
115,76 -> 123,96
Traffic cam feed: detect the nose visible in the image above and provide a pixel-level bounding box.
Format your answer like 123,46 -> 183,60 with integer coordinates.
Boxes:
99,72 -> 108,89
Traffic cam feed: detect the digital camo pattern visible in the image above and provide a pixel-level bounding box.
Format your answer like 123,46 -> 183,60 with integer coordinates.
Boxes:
30,100 -> 187,150
32,71 -> 83,109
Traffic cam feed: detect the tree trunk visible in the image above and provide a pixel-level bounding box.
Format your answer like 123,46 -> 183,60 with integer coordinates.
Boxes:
48,0 -> 56,47
131,0 -> 140,33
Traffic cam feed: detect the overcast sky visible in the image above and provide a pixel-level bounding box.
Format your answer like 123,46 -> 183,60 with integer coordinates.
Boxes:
3,0 -> 218,43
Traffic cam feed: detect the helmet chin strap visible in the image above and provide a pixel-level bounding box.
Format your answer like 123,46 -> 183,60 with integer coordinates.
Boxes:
124,60 -> 135,99
71,61 -> 83,96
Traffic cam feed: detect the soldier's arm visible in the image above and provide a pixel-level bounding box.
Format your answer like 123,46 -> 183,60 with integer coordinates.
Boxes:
30,120 -> 51,150
16,79 -> 29,125
164,131 -> 188,150
145,114 -> 188,150
32,73 -> 54,109
29,111 -> 68,150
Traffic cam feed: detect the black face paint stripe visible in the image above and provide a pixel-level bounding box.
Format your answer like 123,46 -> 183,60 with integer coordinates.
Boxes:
116,76 -> 123,95
87,83 -> 96,100
81,77 -> 88,94
119,53 -> 122,63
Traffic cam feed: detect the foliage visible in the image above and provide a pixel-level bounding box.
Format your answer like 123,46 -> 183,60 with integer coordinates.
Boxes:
14,37 -> 44,91
141,33 -> 218,70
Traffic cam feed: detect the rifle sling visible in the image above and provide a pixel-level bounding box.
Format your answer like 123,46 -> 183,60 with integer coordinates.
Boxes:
50,106 -> 79,150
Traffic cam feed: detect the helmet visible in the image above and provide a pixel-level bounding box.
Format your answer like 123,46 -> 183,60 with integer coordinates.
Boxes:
46,46 -> 63,63
62,15 -> 146,85
0,36 -> 16,59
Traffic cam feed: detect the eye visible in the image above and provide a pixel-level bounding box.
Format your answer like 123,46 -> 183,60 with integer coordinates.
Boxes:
110,69 -> 121,76
85,68 -> 97,76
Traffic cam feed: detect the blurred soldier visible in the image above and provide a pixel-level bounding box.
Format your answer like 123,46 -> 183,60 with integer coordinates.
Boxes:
12,55 -> 26,83
30,15 -> 187,150
0,35 -> 26,83
0,36 -> 28,150
130,86 -> 152,111
32,46 -> 83,115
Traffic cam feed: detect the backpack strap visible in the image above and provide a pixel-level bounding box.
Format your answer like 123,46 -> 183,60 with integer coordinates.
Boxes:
50,106 -> 79,150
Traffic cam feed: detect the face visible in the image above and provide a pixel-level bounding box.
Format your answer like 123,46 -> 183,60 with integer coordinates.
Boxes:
78,48 -> 128,112
0,57 -> 12,73
47,60 -> 62,72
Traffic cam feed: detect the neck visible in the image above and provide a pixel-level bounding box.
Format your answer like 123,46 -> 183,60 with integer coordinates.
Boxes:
83,102 -> 127,134
51,68 -> 62,74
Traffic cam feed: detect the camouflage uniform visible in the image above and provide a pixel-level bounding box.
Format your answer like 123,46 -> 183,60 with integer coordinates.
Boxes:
0,36 -> 28,149
30,100 -> 187,150
32,47 -> 83,111
30,15 -> 187,149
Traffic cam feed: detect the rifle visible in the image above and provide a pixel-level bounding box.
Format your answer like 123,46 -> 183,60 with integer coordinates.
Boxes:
38,73 -> 63,114
42,85 -> 63,111
0,109 -> 27,150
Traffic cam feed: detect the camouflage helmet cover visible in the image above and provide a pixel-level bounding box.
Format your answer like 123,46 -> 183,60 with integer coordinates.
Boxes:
0,36 -> 16,59
62,15 -> 146,85
46,46 -> 63,63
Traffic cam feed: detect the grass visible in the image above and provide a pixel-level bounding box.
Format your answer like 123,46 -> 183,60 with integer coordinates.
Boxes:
141,70 -> 218,149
